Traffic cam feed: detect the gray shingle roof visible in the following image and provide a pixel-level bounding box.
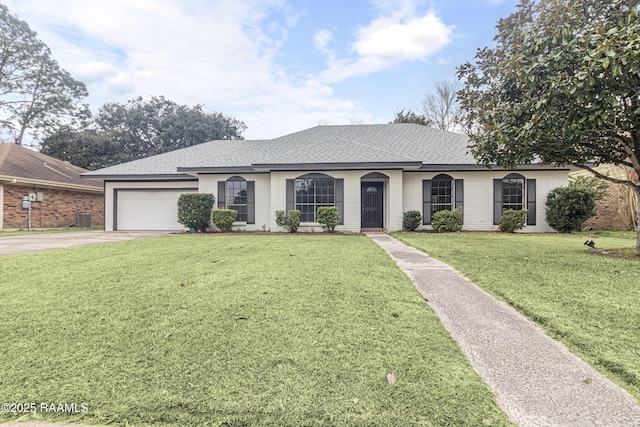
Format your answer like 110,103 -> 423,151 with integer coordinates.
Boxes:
83,124 -> 476,177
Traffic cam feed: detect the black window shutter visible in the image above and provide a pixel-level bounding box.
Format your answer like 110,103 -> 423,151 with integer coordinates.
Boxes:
455,179 -> 464,223
247,181 -> 255,224
422,180 -> 432,225
335,179 -> 344,225
217,181 -> 226,208
493,179 -> 503,225
286,179 -> 294,212
527,179 -> 536,225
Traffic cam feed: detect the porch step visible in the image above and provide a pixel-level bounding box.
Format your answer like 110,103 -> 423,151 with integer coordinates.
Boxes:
361,228 -> 385,233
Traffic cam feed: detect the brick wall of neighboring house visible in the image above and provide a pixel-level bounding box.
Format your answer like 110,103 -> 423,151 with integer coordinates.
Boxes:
583,183 -> 637,231
2,184 -> 104,230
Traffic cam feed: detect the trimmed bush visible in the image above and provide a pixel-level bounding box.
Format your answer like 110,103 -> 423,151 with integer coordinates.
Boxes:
545,186 -> 598,233
275,210 -> 300,233
569,176 -> 608,200
211,209 -> 237,232
499,209 -> 527,233
402,210 -> 422,231
177,193 -> 215,232
432,208 -> 463,232
317,206 -> 340,232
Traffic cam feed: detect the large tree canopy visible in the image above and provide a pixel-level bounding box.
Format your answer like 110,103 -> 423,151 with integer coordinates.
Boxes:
457,0 -> 640,247
40,96 -> 246,169
0,4 -> 88,145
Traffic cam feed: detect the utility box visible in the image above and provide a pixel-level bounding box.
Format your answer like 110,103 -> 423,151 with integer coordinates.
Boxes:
77,213 -> 91,228
22,196 -> 30,209
36,192 -> 44,202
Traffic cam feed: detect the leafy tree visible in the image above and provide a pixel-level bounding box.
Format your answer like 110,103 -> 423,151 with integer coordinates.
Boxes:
421,80 -> 462,132
0,4 -> 88,145
40,96 -> 246,169
457,0 -> 640,248
390,109 -> 431,126
546,187 -> 598,232
96,96 -> 245,160
39,126 -> 124,170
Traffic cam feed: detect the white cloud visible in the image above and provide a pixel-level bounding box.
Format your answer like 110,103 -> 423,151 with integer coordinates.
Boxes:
354,14 -> 453,61
69,61 -> 119,84
313,29 -> 333,51
3,0 -> 370,139
318,4 -> 453,83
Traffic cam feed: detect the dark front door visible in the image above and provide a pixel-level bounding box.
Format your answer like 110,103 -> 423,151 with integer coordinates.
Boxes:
361,182 -> 383,228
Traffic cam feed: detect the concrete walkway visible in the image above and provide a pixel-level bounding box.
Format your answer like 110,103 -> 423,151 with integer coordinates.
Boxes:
368,233 -> 640,427
0,231 -> 170,256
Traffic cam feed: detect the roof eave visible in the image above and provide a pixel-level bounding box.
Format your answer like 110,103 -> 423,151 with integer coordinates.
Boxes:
418,163 -> 573,171
251,161 -> 423,171
80,173 -> 197,181
176,166 -> 256,173
0,175 -> 104,193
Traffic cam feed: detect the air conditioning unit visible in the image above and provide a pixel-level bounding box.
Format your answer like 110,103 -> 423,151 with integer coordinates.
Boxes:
77,213 -> 92,228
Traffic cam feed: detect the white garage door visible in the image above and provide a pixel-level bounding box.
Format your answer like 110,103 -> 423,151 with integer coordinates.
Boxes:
116,189 -> 197,231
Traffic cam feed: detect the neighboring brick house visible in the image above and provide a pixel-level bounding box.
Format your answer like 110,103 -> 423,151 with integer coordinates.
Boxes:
83,124 -> 571,233
0,143 -> 104,231
572,164 -> 639,231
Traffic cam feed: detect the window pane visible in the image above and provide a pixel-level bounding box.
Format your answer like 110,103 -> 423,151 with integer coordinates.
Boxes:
295,177 -> 335,222
502,178 -> 524,211
431,178 -> 452,214
227,180 -> 247,221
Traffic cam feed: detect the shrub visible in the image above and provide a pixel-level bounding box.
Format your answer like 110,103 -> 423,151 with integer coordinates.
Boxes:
177,193 -> 215,232
545,186 -> 598,233
275,210 -> 300,233
317,206 -> 340,232
211,209 -> 237,232
499,209 -> 527,233
432,208 -> 463,232
569,176 -> 608,200
402,210 -> 422,231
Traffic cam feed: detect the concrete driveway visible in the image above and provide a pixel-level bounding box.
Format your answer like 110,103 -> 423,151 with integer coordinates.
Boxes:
0,230 -> 172,256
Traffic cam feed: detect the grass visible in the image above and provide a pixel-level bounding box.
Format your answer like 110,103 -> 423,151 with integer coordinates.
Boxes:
0,235 -> 512,426
0,227 -> 102,237
394,231 -> 640,402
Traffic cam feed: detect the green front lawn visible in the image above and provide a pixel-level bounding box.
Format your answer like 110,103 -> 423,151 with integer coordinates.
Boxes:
394,231 -> 640,401
0,235 -> 512,426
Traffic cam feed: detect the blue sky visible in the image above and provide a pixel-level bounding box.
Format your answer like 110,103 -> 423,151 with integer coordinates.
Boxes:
5,0 -> 518,139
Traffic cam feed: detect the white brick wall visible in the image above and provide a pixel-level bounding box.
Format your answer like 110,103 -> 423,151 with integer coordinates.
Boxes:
269,170 -> 404,233
403,170 -> 569,232
198,173 -> 271,231
105,169 -> 569,233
